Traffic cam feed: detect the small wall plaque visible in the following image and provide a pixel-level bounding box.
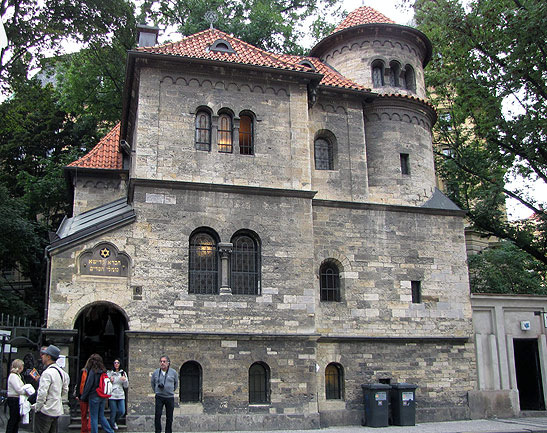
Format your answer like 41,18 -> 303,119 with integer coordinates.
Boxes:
79,243 -> 130,277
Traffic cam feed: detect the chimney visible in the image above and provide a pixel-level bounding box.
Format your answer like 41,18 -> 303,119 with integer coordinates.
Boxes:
136,24 -> 160,47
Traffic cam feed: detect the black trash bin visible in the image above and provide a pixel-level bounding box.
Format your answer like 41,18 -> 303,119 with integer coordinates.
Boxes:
390,383 -> 418,426
361,383 -> 391,427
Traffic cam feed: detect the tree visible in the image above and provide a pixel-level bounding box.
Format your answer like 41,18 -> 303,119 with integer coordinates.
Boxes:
468,241 -> 546,294
0,0 -> 135,91
414,0 -> 547,266
137,0 -> 343,54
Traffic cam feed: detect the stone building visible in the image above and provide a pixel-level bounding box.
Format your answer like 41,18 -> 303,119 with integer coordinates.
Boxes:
45,7 -> 478,430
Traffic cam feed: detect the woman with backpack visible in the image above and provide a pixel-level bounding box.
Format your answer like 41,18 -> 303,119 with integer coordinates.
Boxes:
74,357 -> 92,433
107,359 -> 128,430
80,354 -> 114,433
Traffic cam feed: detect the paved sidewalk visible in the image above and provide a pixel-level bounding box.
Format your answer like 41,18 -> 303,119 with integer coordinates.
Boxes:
134,417 -> 547,433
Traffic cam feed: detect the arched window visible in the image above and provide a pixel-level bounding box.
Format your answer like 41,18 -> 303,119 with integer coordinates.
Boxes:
189,230 -> 218,294
320,261 -> 340,302
180,361 -> 202,403
195,110 -> 211,151
371,60 -> 385,87
389,61 -> 401,87
218,113 -> 233,153
231,232 -> 260,295
239,114 -> 254,155
404,65 -> 416,92
249,362 -> 270,404
325,363 -> 343,400
314,137 -> 334,170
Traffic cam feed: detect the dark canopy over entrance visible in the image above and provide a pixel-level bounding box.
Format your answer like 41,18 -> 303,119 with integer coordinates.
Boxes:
74,303 -> 128,372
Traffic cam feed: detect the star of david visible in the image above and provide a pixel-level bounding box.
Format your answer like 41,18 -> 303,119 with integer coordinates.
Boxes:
100,248 -> 110,258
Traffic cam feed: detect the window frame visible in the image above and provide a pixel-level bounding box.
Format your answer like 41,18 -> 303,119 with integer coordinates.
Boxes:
188,229 -> 219,295
371,60 -> 385,87
180,361 -> 202,403
314,137 -> 334,170
231,231 -> 261,295
238,113 -> 254,155
195,110 -> 212,151
325,363 -> 344,400
249,362 -> 270,404
218,112 -> 233,153
320,261 -> 341,302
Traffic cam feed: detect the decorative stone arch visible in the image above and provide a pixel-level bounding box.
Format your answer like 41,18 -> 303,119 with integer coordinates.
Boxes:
73,301 -> 130,373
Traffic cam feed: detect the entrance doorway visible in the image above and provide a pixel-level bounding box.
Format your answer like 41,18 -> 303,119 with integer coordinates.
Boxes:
74,303 -> 128,373
514,338 -> 545,410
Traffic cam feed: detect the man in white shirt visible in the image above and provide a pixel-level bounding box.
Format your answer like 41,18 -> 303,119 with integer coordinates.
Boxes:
33,345 -> 70,433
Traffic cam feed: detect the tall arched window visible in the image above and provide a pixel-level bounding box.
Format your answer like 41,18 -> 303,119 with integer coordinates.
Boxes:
325,363 -> 343,400
404,65 -> 416,92
180,361 -> 202,403
320,261 -> 340,302
218,113 -> 233,153
195,110 -> 211,151
239,114 -> 254,155
314,137 -> 334,170
189,230 -> 218,294
231,232 -> 260,295
249,362 -> 270,404
371,60 -> 385,87
389,61 -> 401,87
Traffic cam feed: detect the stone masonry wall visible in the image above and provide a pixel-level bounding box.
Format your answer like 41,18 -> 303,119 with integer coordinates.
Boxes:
132,64 -> 312,191
313,203 -> 473,338
126,334 -> 320,431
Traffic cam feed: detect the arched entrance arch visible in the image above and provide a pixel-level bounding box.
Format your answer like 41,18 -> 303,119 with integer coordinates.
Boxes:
74,302 -> 129,371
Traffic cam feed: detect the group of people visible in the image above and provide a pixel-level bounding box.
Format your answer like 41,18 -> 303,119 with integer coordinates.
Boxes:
74,354 -> 128,433
5,346 -> 128,433
6,349 -> 178,433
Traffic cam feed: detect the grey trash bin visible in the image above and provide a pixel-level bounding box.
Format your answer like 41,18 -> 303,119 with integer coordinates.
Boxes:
390,383 -> 418,426
361,383 -> 390,427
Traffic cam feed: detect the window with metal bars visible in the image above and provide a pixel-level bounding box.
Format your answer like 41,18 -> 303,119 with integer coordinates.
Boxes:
189,231 -> 218,294
195,111 -> 211,151
325,363 -> 343,399
180,361 -> 201,403
218,113 -> 233,153
239,114 -> 254,155
314,137 -> 333,170
249,362 -> 270,404
231,233 -> 260,295
320,261 -> 340,302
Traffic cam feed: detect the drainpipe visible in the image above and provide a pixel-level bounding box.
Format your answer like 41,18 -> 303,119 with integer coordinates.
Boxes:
43,245 -> 51,329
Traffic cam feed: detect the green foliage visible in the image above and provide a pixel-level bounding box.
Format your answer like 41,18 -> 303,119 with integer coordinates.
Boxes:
414,0 -> 547,266
137,0 -> 343,54
469,241 -> 547,294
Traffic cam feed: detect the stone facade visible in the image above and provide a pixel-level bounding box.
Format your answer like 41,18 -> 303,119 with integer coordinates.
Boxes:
46,9 -> 478,431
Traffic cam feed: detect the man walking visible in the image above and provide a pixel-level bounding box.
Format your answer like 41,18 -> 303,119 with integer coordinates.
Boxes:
151,355 -> 178,433
33,345 -> 70,433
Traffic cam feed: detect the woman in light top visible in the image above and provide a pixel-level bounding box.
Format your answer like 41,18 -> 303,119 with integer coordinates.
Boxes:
6,359 -> 25,433
107,359 -> 128,430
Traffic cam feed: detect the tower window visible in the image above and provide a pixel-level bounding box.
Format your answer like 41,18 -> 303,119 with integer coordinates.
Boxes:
218,113 -> 233,153
320,261 -> 340,302
314,137 -> 334,170
371,60 -> 385,87
400,153 -> 410,175
239,114 -> 254,155
411,281 -> 422,303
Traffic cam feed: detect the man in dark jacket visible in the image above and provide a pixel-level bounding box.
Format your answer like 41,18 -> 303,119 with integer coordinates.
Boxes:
151,355 -> 178,433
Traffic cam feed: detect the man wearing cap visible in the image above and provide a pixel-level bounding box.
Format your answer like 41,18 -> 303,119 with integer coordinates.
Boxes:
33,345 -> 70,433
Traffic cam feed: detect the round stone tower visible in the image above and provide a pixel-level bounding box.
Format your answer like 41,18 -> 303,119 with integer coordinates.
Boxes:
310,7 -> 437,206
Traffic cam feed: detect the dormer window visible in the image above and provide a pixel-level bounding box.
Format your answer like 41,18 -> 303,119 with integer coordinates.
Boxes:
210,39 -> 236,54
299,60 -> 316,71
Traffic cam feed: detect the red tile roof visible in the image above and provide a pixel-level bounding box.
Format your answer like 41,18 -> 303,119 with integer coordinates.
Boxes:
137,28 -> 310,73
68,123 -> 123,170
332,6 -> 395,34
276,54 -> 369,92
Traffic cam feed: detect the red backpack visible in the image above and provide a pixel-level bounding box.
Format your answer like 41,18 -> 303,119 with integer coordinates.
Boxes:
96,372 -> 112,398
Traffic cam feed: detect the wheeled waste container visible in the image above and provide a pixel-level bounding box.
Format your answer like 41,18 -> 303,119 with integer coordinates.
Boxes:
390,383 -> 418,426
361,383 -> 391,427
